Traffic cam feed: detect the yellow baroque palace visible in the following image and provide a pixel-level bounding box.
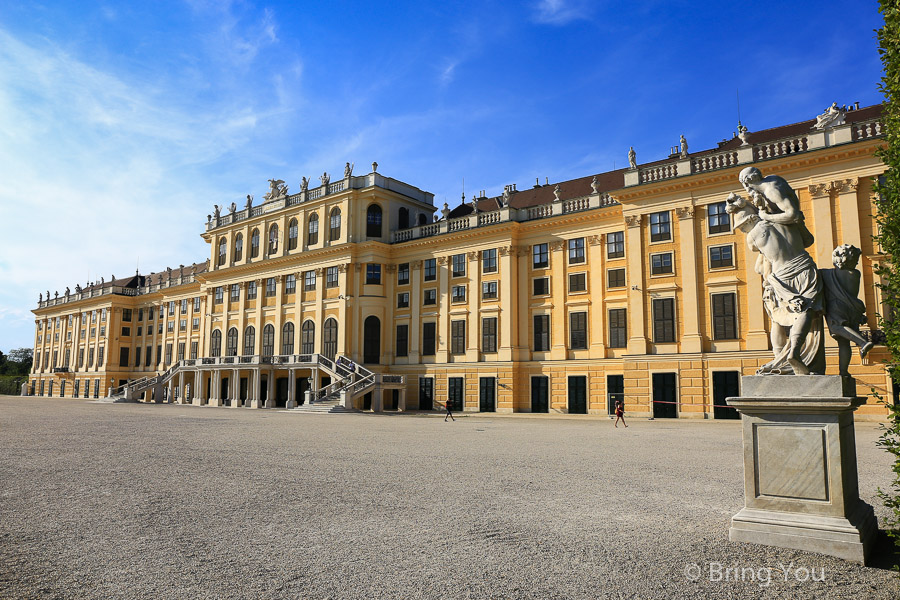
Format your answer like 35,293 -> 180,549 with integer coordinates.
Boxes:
29,103 -> 893,419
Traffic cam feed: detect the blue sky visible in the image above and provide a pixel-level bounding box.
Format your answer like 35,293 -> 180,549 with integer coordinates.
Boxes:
0,0 -> 886,352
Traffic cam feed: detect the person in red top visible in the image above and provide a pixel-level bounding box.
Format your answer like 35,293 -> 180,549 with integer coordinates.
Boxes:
614,399 -> 627,428
444,399 -> 455,422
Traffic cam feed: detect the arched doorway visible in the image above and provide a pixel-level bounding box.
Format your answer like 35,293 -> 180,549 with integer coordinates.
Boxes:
363,316 -> 380,364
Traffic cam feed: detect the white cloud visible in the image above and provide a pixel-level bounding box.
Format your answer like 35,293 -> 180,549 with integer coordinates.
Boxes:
531,0 -> 592,25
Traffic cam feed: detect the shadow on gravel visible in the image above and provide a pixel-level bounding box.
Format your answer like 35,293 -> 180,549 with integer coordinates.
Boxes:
869,531 -> 900,571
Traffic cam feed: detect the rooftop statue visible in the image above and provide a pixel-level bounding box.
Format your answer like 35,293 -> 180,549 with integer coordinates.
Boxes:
264,179 -> 288,201
813,102 -> 847,130
679,135 -> 688,158
229,202 -> 236,214
591,176 -> 599,195
344,162 -> 354,178
213,204 -> 221,220
300,176 -> 308,192
738,122 -> 750,146
39,292 -> 42,302
628,146 -> 637,169
553,184 -> 561,201
320,172 -> 330,188
245,194 -> 253,211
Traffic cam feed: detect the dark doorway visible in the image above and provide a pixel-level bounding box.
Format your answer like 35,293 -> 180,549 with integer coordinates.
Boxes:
363,316 -> 381,364
419,377 -> 434,410
479,377 -> 496,412
448,377 -> 464,411
321,375 -> 331,389
531,376 -> 549,413
260,377 -> 267,407
240,377 -> 249,406
607,374 -> 624,415
276,377 -> 288,407
652,372 -> 678,418
712,371 -> 741,419
206,377 -> 212,403
363,391 -> 372,410
297,377 -> 308,405
568,376 -> 587,414
221,377 -> 229,404
385,389 -> 399,411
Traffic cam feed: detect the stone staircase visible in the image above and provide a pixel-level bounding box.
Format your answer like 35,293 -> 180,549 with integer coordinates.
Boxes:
288,398 -> 357,414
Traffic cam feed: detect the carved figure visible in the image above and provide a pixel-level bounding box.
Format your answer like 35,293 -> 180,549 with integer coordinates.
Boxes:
441,203 -> 450,220
100,277 -> 104,285
344,162 -> 354,178
213,204 -> 220,220
372,161 -> 378,173
813,102 -> 847,130
264,179 -> 288,201
820,244 -> 873,375
229,202 -> 236,214
320,172 -> 330,188
300,177 -> 308,192
75,284 -> 82,293
628,147 -> 637,169
54,291 -> 58,299
591,176 -> 599,194
738,122 -> 750,146
553,184 -> 561,201
679,135 -> 688,158
207,214 -> 212,224
46,290 -> 50,300
39,292 -> 42,302
727,186 -> 824,375
245,194 -> 253,211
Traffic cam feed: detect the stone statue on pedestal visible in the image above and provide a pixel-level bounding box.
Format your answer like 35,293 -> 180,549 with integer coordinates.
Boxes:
679,135 -> 688,158
320,172 -> 330,189
628,147 -> 637,169
264,179 -> 287,201
813,102 -> 847,130
213,205 -> 221,220
300,177 -> 308,192
344,162 -> 354,178
245,194 -> 253,211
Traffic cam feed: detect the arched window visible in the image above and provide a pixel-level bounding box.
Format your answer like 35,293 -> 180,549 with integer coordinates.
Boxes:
366,204 -> 383,238
417,213 -> 427,226
288,218 -> 298,250
243,325 -> 255,356
268,224 -> 279,255
262,324 -> 275,356
308,214 -> 319,245
210,329 -> 222,357
234,233 -> 243,262
329,207 -> 341,241
282,322 -> 295,355
301,320 -> 315,354
250,228 -> 260,258
226,327 -> 238,356
218,237 -> 227,266
399,207 -> 409,230
323,318 -> 338,360
363,316 -> 381,364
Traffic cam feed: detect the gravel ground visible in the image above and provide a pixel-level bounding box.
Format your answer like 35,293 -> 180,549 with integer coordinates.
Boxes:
0,396 -> 897,600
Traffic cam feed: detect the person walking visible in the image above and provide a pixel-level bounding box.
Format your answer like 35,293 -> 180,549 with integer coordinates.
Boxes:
444,398 -> 456,422
614,399 -> 627,428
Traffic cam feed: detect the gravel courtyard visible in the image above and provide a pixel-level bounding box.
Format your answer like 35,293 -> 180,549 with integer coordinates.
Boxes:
0,396 -> 898,600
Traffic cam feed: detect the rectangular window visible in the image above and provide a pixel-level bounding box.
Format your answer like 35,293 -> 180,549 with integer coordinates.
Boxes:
451,254 -> 466,277
147,307 -> 153,320
136,327 -> 141,337
88,347 -> 95,368
451,285 -> 466,303
304,271 -> 316,291
192,317 -> 200,330
231,283 -> 240,301
145,346 -> 152,366
482,317 -> 497,353
326,266 -> 339,288
709,245 -> 734,269
247,281 -> 257,300
570,312 -> 588,350
712,293 -> 737,340
122,308 -> 132,322
122,326 -> 130,336
179,319 -> 186,332
419,377 -> 434,410
169,301 -> 176,314
190,341 -> 198,360
119,347 -> 129,367
448,377 -> 464,412
366,264 -> 382,285
134,347 -> 141,367
607,231 -> 625,259
181,299 -> 188,313
650,252 -> 673,275
652,298 -> 676,343
398,263 -> 410,285
165,343 -> 173,364
77,348 -> 84,368
194,297 -> 201,312
396,324 -> 408,357
424,289 -> 437,305
422,322 -> 436,356
707,201 -> 730,234
568,238 -> 585,264
451,320 -> 466,354
568,273 -> 586,292
92,310 -> 98,323
101,308 -> 107,322
266,277 -> 276,296
533,277 -> 550,296
482,281 -> 498,300
650,211 -> 671,242
177,342 -> 185,361
608,268 -> 626,288
608,308 -> 627,348
398,292 -> 410,308
533,315 -> 550,351
214,286 -> 223,304
284,274 -> 296,294
533,243 -> 549,269
482,249 -> 497,273
424,259 -> 437,281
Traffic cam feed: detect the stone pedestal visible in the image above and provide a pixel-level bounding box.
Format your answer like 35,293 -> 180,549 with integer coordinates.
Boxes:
728,375 -> 877,564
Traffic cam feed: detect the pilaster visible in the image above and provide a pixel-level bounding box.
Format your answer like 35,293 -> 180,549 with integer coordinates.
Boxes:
676,206 -> 703,353
624,215 -> 648,354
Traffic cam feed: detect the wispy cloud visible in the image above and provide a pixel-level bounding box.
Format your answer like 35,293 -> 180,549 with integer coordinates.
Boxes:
531,0 -> 592,25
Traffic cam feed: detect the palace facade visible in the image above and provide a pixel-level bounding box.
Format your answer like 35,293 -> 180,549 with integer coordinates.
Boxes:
28,103 -> 893,419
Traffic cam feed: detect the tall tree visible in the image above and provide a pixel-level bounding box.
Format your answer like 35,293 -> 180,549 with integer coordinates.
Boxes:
874,0 -> 900,550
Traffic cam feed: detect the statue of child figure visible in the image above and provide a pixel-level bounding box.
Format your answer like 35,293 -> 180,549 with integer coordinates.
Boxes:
820,244 -> 874,376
